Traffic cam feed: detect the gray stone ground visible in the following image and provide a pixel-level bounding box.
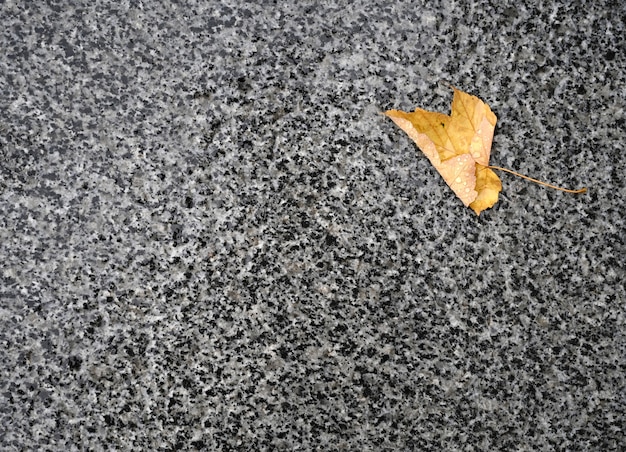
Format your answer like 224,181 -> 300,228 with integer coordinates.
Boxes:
1,1 -> 624,450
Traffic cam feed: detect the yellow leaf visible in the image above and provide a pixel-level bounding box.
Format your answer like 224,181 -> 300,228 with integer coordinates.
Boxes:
385,87 -> 501,215
384,87 -> 587,215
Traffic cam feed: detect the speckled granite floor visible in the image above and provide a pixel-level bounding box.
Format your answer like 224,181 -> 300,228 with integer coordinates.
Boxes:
1,1 -> 625,450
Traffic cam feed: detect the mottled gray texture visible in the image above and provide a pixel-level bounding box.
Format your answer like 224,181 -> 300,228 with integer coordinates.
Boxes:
1,0 -> 624,450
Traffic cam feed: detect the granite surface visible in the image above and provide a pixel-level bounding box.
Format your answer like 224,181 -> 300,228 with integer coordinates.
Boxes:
1,0 -> 625,450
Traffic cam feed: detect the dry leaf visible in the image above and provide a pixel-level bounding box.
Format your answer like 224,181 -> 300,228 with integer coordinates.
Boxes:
384,87 -> 586,215
385,87 -> 501,215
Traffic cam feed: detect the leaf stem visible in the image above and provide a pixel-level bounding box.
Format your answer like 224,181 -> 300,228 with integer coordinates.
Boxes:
488,166 -> 587,194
